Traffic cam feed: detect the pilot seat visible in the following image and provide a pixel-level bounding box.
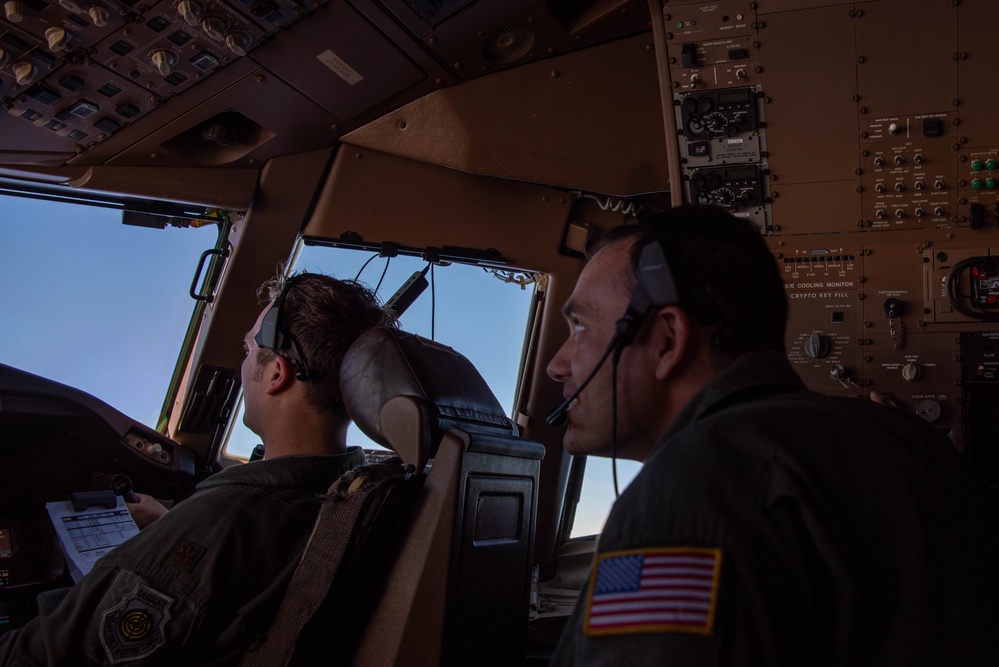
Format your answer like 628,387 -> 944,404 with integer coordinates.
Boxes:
247,326 -> 545,667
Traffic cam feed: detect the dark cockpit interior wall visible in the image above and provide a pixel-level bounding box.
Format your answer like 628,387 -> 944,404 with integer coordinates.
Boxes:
4,0 -> 999,655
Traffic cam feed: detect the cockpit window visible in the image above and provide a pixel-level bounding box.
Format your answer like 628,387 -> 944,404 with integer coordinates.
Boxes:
222,242 -> 539,459
570,458 -> 642,538
0,194 -> 219,428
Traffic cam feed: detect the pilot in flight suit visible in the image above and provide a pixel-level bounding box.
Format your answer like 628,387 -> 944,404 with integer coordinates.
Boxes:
0,272 -> 392,665
546,206 -> 999,665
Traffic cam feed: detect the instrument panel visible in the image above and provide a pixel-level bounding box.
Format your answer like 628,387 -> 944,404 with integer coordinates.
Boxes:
664,0 -> 999,481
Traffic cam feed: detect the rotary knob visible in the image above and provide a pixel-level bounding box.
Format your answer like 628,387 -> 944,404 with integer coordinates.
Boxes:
88,6 -> 109,26
45,26 -> 69,52
13,60 -> 35,85
150,49 -> 174,75
4,0 -> 23,21
804,332 -> 830,359
901,362 -> 922,382
225,32 -> 249,56
201,15 -> 225,41
177,0 -> 202,26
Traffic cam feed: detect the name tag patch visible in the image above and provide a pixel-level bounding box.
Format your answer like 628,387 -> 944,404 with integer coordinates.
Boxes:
584,547 -> 722,636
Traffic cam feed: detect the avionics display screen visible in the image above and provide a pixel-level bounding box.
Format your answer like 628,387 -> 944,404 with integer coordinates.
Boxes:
718,91 -> 749,104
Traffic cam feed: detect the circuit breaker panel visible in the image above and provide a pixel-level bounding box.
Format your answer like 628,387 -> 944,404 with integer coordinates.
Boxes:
664,0 -> 999,480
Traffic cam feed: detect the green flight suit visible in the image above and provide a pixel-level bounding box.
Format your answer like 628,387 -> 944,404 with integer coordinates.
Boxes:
553,352 -> 999,666
0,448 -> 365,666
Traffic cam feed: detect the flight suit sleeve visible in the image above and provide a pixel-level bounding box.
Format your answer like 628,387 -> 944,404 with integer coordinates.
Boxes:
0,566 -> 200,666
549,549 -> 724,667
549,499 -> 841,666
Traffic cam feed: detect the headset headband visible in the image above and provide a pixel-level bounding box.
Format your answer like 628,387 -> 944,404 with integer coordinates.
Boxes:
615,213 -> 681,348
254,279 -> 311,381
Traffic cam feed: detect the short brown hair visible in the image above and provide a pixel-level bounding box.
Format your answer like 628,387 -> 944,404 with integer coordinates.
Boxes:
258,272 -> 397,423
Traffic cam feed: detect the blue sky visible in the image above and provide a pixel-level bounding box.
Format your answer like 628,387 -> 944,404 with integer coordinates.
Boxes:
1,192 -> 636,536
0,194 -> 533,425
1,195 -> 216,422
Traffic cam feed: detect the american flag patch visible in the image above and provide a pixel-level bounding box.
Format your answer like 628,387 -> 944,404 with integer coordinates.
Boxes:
584,547 -> 722,636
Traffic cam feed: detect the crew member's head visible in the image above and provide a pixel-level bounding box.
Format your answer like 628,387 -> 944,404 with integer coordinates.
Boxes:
242,272 -> 396,440
546,205 -> 787,461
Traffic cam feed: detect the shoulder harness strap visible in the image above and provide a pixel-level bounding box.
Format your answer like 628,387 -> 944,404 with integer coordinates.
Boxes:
238,462 -> 405,667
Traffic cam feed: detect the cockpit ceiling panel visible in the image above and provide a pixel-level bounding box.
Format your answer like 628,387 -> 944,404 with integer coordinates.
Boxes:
403,0 -> 650,80
248,2 -> 424,121
97,66 -> 340,168
0,111 -> 79,164
1,0 -> 301,158
343,33 -> 670,196
2,0 -> 656,178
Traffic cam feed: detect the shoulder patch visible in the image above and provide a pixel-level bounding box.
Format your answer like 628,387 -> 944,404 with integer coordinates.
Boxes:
100,583 -> 173,664
169,539 -> 206,573
584,547 -> 722,637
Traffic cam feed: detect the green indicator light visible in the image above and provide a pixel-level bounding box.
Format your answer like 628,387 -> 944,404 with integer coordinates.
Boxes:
988,159 -> 998,170
972,159 -> 983,171
677,21 -> 684,28
972,178 -> 984,190
988,178 -> 997,190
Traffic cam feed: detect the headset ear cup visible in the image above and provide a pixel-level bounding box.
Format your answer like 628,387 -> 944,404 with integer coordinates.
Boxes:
614,315 -> 639,349
616,213 -> 681,351
636,237 -> 679,309
255,279 -> 311,381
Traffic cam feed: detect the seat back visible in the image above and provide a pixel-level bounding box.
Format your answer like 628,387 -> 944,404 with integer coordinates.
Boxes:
339,327 -> 545,667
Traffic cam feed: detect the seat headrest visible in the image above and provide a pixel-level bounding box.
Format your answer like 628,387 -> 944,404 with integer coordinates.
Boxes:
339,327 -> 518,471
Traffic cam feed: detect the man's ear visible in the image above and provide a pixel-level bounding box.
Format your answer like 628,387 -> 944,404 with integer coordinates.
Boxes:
649,306 -> 695,381
265,355 -> 298,395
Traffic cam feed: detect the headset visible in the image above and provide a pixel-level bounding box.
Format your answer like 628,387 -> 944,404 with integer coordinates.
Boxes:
545,211 -> 681,429
545,211 -> 682,496
615,215 -> 681,347
254,279 -> 311,381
